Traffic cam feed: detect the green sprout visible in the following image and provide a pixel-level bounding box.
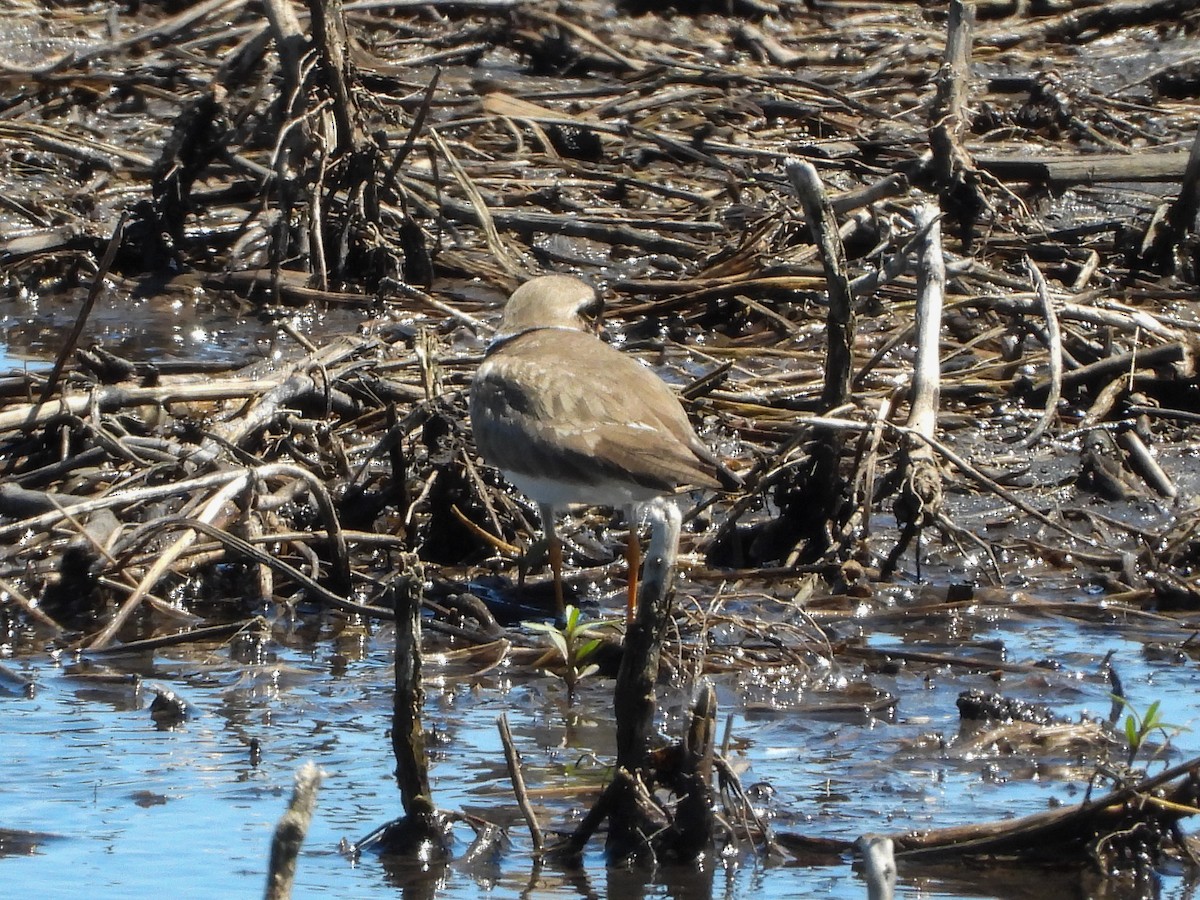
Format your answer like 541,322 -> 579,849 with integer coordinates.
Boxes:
1113,697 -> 1190,768
526,605 -> 612,706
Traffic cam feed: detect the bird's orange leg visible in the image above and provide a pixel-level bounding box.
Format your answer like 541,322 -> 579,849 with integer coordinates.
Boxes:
539,504 -> 566,616
625,528 -> 641,623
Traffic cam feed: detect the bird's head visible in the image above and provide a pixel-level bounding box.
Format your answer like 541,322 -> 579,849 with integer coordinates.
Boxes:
493,275 -> 602,344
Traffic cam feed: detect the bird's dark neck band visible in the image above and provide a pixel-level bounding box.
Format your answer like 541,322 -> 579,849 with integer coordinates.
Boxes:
486,324 -> 580,355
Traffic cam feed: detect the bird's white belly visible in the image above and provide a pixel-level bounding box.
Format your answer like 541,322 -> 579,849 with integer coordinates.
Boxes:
504,471 -> 665,508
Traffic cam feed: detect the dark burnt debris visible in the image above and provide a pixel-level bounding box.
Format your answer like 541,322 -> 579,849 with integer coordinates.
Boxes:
2,0 -> 1200,890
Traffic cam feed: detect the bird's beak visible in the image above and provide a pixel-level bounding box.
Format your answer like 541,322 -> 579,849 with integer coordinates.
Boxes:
582,297 -> 605,335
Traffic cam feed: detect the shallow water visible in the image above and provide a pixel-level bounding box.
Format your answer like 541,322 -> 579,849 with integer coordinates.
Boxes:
3,577 -> 1198,900
0,281 -> 360,372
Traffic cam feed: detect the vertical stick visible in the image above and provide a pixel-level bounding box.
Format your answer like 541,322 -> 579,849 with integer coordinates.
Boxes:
260,0 -> 305,102
908,205 -> 946,440
668,684 -> 717,859
782,160 -> 856,561
614,499 -> 680,770
264,762 -> 323,900
882,205 -> 946,579
391,555 -> 431,814
785,159 -> 855,409
606,499 -> 680,860
929,0 -> 983,250
308,0 -> 360,156
1147,126 -> 1200,272
1166,127 -> 1200,243
936,0 -> 974,132
856,834 -> 897,900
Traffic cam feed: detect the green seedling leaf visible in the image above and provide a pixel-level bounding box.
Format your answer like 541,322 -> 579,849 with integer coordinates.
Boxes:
1144,700 -> 1162,730
576,637 -> 602,664
546,628 -> 569,663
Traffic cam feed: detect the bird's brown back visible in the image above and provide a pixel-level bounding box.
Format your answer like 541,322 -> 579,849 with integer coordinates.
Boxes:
470,328 -> 723,495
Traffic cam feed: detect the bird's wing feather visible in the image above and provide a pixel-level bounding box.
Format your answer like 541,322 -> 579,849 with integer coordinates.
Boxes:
470,330 -> 720,492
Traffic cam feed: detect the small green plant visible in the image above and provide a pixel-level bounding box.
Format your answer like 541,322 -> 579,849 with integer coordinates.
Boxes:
1113,697 -> 1190,768
526,606 -> 612,706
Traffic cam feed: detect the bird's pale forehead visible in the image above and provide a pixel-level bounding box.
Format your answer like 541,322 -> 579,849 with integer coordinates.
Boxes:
511,278 -> 594,309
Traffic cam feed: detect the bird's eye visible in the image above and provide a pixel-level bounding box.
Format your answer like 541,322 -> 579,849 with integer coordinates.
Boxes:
580,296 -> 603,320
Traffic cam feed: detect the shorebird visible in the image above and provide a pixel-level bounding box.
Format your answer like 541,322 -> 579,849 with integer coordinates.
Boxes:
469,275 -> 737,617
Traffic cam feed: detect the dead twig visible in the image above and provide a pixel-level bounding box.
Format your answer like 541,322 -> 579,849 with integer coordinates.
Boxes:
928,0 -> 988,251
498,712 -> 544,854
882,204 -> 945,579
264,762 -> 324,900
1013,257 -> 1063,450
